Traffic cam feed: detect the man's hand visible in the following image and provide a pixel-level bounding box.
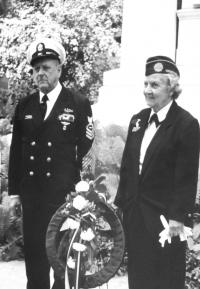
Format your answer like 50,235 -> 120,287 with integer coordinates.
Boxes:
169,219 -> 184,237
9,195 -> 21,217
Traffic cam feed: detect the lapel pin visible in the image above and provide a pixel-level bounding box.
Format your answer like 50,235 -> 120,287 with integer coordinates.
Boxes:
132,119 -> 141,132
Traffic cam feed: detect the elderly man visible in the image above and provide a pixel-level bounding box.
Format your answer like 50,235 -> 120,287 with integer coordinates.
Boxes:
8,38 -> 94,289
115,56 -> 200,289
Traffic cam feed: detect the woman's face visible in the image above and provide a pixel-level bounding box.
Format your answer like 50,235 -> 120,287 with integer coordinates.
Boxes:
144,73 -> 173,112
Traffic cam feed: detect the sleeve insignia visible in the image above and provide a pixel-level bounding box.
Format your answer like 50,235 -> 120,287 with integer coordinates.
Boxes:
86,116 -> 94,140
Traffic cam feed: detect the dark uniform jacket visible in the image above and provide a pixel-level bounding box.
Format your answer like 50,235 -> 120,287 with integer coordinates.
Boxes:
8,86 -> 93,204
115,101 -> 200,235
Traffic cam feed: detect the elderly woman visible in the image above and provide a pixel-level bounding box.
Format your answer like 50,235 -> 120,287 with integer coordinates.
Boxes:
115,56 -> 200,289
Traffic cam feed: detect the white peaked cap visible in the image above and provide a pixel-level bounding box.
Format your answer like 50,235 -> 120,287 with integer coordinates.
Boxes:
27,37 -> 66,66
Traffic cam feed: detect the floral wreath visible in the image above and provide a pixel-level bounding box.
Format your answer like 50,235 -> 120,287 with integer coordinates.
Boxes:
46,180 -> 125,289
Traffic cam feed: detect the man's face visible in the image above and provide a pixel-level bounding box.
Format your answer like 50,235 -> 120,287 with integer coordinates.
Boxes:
32,58 -> 62,94
143,73 -> 173,112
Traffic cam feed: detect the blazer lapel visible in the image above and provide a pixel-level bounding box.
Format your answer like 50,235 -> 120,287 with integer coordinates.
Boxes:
140,101 -> 179,177
131,109 -> 151,148
128,109 -> 151,174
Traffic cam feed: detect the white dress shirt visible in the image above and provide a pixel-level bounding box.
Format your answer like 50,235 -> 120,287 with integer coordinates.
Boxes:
139,101 -> 173,174
39,81 -> 62,120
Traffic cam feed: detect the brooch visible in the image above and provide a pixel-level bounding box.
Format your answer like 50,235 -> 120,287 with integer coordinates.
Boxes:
131,118 -> 141,132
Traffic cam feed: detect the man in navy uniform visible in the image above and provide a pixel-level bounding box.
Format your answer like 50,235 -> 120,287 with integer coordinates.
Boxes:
115,56 -> 200,289
8,38 -> 94,289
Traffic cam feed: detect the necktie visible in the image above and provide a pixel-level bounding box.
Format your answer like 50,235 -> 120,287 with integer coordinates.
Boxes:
149,113 -> 162,127
40,94 -> 48,119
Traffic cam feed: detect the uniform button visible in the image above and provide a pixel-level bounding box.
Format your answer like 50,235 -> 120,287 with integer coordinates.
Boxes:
30,156 -> 35,160
188,213 -> 192,218
46,157 -> 51,162
29,171 -> 34,176
31,141 -> 36,146
47,142 -> 52,147
46,172 -> 51,177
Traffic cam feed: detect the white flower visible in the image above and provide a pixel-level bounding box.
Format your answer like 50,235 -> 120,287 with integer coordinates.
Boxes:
72,46 -> 78,52
60,217 -> 80,231
72,242 -> 87,252
73,195 -> 89,211
75,181 -> 90,192
70,39 -> 78,46
67,256 -> 76,269
80,228 -> 95,242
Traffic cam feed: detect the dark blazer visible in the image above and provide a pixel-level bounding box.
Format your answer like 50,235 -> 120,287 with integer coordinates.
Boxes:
8,86 -> 93,203
115,101 -> 200,234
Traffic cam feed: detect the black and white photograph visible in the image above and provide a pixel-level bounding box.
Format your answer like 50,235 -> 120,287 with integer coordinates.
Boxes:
0,1 -> 200,289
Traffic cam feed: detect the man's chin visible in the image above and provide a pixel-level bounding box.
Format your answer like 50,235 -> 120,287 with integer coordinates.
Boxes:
38,84 -> 50,93
146,101 -> 155,108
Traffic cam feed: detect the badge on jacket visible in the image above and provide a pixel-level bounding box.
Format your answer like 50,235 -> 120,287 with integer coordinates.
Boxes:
58,108 -> 75,131
25,115 -> 33,120
131,118 -> 141,132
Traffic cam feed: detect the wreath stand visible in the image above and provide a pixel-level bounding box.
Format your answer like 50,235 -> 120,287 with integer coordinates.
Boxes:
46,181 -> 125,289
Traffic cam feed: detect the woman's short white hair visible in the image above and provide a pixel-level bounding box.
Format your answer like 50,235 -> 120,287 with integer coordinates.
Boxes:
166,70 -> 182,99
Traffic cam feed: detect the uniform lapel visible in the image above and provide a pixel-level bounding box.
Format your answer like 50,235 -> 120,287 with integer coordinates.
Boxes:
140,101 -> 179,177
44,87 -> 66,121
22,89 -> 68,139
28,92 -> 44,127
36,87 -> 68,131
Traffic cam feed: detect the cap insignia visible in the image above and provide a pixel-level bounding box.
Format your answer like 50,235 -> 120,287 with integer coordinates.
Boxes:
154,62 -> 163,73
37,43 -> 45,52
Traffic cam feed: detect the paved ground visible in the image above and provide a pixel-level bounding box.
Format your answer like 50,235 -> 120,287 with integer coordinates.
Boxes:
0,260 -> 128,289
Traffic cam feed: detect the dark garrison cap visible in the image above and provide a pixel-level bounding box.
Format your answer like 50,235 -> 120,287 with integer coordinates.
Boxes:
145,55 -> 180,77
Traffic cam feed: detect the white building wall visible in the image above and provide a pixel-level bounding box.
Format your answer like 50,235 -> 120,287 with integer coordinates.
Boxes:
176,6 -> 200,120
93,0 -> 177,126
